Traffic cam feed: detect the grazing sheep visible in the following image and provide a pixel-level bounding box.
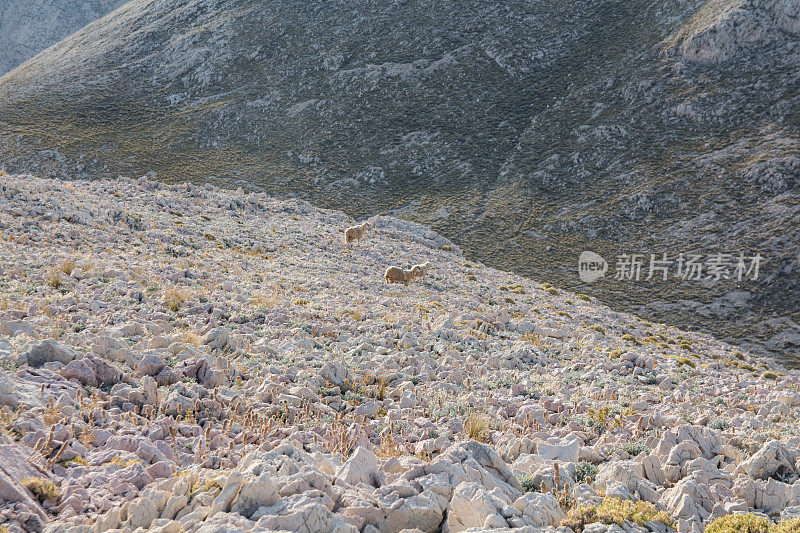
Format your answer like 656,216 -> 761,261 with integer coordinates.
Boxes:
411,262 -> 431,280
384,265 -> 421,285
344,221 -> 371,246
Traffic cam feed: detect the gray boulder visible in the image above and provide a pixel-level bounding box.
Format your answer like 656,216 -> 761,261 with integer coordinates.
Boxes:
25,339 -> 76,367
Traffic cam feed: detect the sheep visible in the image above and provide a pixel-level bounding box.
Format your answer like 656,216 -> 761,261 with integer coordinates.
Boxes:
344,221 -> 371,246
384,265 -> 421,285
411,262 -> 430,280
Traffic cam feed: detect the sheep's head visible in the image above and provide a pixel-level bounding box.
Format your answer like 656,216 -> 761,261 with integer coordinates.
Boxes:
361,221 -> 372,230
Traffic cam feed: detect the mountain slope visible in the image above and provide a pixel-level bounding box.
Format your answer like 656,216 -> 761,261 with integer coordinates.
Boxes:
0,0 -> 128,75
0,0 -> 798,362
2,173 -> 800,532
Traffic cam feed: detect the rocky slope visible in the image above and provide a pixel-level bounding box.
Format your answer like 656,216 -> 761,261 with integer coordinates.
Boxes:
0,0 -> 798,361
1,173 -> 800,532
0,0 -> 127,75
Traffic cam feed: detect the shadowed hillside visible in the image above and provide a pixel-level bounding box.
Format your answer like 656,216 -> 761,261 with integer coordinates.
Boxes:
0,0 -> 127,74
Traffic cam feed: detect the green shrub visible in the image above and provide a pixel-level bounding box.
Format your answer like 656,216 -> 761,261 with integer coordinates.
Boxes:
705,514 -> 770,533
774,518 -> 800,532
574,461 -> 599,484
622,443 -> 650,457
519,475 -> 539,493
621,334 -> 639,345
562,497 -> 674,531
708,418 -> 730,430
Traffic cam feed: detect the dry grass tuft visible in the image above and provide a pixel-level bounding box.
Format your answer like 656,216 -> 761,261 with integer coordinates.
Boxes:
59,259 -> 76,276
523,332 -> 547,349
376,432 -> 406,458
250,287 -> 280,309
324,414 -> 357,460
42,399 -> 61,426
164,287 -> 188,312
22,477 -> 60,503
46,274 -> 62,289
375,374 -> 389,401
179,330 -> 203,347
465,411 -> 489,442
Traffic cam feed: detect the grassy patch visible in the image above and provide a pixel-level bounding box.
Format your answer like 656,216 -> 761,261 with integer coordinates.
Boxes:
562,497 -> 674,532
621,334 -> 640,345
705,514 -> 771,533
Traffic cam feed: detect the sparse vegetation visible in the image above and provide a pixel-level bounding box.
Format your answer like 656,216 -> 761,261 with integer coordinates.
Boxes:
708,418 -> 730,431
163,287 -> 188,312
59,259 -> 76,276
22,477 -> 60,503
47,274 -> 62,289
1,162 -> 799,533
519,475 -> 538,493
562,497 -> 674,532
574,461 -> 599,484
621,334 -> 639,345
622,443 -> 649,457
705,514 -> 771,533
465,411 -> 489,442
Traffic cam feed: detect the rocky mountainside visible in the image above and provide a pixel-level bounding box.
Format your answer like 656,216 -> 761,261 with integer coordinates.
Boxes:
0,0 -> 127,75
2,173 -> 800,532
0,0 -> 798,361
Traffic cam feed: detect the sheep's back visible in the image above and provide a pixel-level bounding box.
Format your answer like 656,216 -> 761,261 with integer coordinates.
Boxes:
384,266 -> 405,281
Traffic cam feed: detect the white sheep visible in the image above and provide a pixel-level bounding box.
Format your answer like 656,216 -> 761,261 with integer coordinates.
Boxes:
384,265 -> 421,286
344,221 -> 371,246
410,262 -> 430,280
